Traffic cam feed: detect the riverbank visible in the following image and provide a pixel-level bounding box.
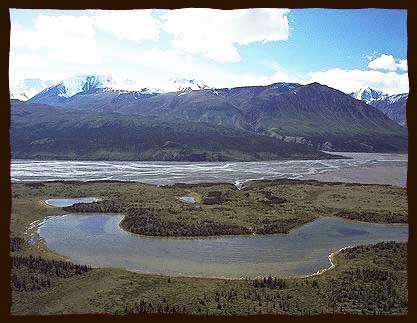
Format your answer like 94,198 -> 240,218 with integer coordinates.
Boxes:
304,163 -> 407,188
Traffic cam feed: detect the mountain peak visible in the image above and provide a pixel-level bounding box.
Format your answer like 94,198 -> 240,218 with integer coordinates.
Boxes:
167,78 -> 211,96
350,87 -> 387,104
9,78 -> 55,101
56,74 -> 115,97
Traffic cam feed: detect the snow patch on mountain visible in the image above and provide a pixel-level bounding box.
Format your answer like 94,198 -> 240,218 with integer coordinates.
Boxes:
350,87 -> 388,104
166,78 -> 211,96
385,93 -> 408,104
269,82 -> 300,91
26,75 -> 166,105
9,78 -> 54,101
53,75 -> 116,97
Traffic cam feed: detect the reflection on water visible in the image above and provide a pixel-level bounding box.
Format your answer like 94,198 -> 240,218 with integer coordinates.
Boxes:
38,214 -> 408,279
45,197 -> 97,207
179,195 -> 196,203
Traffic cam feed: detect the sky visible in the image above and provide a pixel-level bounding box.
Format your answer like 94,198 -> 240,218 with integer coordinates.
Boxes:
9,8 -> 408,95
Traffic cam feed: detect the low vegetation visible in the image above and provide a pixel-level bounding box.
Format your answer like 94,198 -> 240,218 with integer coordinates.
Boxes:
48,179 -> 409,237
10,180 -> 408,315
10,242 -> 407,315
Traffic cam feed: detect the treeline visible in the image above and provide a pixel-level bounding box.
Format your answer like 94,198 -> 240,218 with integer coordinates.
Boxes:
64,201 -> 252,237
333,210 -> 407,224
63,200 -> 119,213
253,276 -> 291,289
117,287 -> 303,315
255,216 -> 315,234
121,207 -> 251,237
12,255 -> 91,278
63,200 -> 327,237
12,255 -> 91,292
326,267 -> 407,314
343,241 -> 407,271
60,199 -> 312,237
10,237 -> 24,253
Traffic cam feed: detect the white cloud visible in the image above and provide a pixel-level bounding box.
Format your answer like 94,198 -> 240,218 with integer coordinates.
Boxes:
368,54 -> 407,72
108,48 -> 290,90
10,10 -> 162,70
397,59 -> 408,72
160,8 -> 290,63
92,10 -> 160,42
11,15 -> 98,64
308,68 -> 409,95
365,51 -> 377,61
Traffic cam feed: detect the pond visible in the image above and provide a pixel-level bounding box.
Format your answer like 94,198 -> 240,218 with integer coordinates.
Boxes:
45,197 -> 98,207
37,214 -> 408,279
179,195 -> 196,203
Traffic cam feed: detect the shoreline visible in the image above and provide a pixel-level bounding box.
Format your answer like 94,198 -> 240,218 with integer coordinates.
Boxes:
28,205 -> 405,281
299,246 -> 353,279
16,177 -> 408,282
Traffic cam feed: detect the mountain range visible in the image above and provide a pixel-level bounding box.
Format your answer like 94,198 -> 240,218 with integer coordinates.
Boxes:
350,87 -> 408,126
10,101 -> 335,162
12,75 -> 408,127
9,75 -> 408,161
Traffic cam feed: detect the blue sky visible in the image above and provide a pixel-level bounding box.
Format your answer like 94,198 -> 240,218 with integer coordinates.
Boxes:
9,8 -> 408,95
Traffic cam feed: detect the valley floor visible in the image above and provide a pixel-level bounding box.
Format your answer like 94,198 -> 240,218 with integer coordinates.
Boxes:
305,163 -> 407,188
9,179 -> 408,315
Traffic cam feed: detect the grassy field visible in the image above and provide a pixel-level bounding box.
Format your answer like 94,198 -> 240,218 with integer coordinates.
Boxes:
9,180 -> 408,315
11,179 -> 407,238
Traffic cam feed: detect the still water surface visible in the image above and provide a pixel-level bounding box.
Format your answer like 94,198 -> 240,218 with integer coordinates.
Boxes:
45,197 -> 98,207
38,213 -> 408,279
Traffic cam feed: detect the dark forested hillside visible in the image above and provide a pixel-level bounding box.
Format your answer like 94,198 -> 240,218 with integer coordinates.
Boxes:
10,104 -> 333,162
21,81 -> 408,153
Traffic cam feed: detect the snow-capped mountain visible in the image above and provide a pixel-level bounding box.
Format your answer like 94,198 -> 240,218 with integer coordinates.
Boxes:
384,93 -> 408,105
27,75 -> 164,106
350,87 -> 408,126
350,87 -> 388,104
13,75 -> 212,104
371,93 -> 408,126
9,78 -> 54,101
32,75 -> 117,100
167,78 -> 211,96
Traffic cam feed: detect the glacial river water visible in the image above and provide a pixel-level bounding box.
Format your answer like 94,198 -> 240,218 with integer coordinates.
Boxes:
11,152 -> 407,187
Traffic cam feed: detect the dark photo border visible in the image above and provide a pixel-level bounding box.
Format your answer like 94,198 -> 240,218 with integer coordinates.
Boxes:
1,1 -> 414,322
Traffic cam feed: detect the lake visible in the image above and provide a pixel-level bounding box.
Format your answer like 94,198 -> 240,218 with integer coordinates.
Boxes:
37,213 -> 408,279
19,152 -> 408,278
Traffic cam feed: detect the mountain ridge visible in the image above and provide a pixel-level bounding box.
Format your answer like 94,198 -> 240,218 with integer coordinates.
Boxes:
350,87 -> 408,126
10,79 -> 408,153
10,102 -> 337,162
